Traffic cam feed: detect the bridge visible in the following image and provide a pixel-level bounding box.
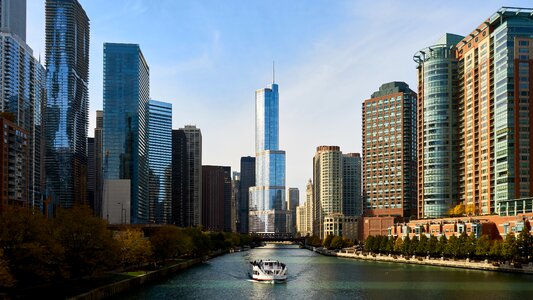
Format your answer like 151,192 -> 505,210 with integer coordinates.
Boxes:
253,233 -> 306,244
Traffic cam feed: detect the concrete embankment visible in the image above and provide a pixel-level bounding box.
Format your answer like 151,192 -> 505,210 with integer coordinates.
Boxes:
310,247 -> 533,275
69,250 -> 228,300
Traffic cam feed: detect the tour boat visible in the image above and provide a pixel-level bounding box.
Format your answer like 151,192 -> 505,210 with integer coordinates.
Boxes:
249,259 -> 287,282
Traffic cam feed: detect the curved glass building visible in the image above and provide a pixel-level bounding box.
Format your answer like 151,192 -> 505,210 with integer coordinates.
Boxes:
414,34 -> 463,218
249,83 -> 288,234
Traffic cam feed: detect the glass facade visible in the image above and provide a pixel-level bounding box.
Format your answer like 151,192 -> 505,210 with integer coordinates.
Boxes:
45,0 -> 89,208
342,153 -> 362,216
0,32 -> 45,210
249,83 -> 288,234
147,100 -> 172,224
103,43 -> 149,223
414,34 -> 463,218
238,156 -> 255,233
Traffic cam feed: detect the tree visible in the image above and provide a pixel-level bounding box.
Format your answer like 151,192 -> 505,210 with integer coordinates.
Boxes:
489,240 -> 503,261
475,235 -> 491,260
0,249 -> 15,288
393,237 -> 403,254
54,206 -> 119,278
427,235 -> 439,257
115,228 -> 153,267
437,235 -> 448,257
323,234 -> 334,249
330,236 -> 343,249
416,235 -> 429,256
464,233 -> 477,259
342,237 -> 354,248
502,233 -> 518,262
517,227 -> 532,263
150,226 -> 192,261
448,204 -> 465,217
184,227 -> 212,257
445,235 -> 461,258
0,206 -> 65,284
465,204 -> 475,216
401,236 -> 411,256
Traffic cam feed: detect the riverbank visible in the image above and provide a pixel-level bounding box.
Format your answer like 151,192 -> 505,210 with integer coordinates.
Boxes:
68,249 -> 230,300
309,246 -> 533,275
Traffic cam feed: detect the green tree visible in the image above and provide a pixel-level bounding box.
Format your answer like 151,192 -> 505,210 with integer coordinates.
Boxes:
464,233 -> 477,259
115,228 -> 153,267
436,235 -> 447,257
330,236 -> 343,249
409,236 -> 419,256
489,240 -> 503,261
364,236 -> 374,252
416,235 -> 429,256
445,235 -> 461,258
457,232 -> 469,258
502,233 -> 518,262
54,206 -> 119,278
183,227 -> 212,257
342,237 -> 354,248
517,227 -> 532,263
427,235 -> 438,257
401,236 -> 411,256
323,234 -> 334,249
475,235 -> 492,260
150,226 -> 192,261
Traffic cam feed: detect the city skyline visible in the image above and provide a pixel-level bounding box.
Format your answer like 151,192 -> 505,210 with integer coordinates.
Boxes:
26,0 -> 531,198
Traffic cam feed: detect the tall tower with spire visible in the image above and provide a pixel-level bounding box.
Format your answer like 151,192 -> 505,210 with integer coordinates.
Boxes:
249,72 -> 288,234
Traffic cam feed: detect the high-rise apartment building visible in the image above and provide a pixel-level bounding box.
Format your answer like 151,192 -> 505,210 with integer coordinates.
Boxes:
238,156 -> 255,233
249,83 -> 288,234
147,100 -> 172,224
202,165 -> 231,231
414,7 -> 533,217
0,0 -> 26,41
342,153 -> 362,216
287,188 -> 299,235
362,82 -> 417,218
0,115 -> 29,213
296,180 -> 314,237
103,43 -> 149,223
87,137 -> 95,211
231,172 -> 240,233
45,0 -> 90,208
172,125 -> 202,227
313,146 -> 343,238
0,1 -> 45,210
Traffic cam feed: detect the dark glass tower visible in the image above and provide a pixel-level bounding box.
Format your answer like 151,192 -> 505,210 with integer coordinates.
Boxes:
201,165 -> 231,231
147,100 -> 172,224
103,43 -> 149,224
45,0 -> 90,208
238,156 -> 255,233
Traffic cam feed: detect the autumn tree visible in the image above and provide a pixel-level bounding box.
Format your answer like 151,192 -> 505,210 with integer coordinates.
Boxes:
0,249 -> 15,288
448,204 -> 465,217
393,237 -> 403,254
116,228 -> 153,267
330,236 -> 343,249
150,226 -> 192,261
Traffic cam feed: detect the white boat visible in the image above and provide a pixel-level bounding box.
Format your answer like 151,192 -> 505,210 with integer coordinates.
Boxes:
249,259 -> 287,282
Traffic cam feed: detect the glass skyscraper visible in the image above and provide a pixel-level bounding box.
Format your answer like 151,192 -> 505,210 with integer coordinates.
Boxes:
249,83 -> 288,234
147,100 -> 172,224
238,156 -> 255,233
45,0 -> 89,208
103,43 -> 149,224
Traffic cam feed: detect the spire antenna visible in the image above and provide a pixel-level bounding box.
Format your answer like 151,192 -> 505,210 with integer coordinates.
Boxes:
272,60 -> 275,84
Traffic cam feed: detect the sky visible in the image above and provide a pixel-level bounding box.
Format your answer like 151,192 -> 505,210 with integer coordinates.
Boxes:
26,0 -> 530,202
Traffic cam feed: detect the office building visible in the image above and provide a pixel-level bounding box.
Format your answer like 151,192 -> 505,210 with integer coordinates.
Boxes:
287,188 -> 299,235
249,83 -> 288,234
94,110 -> 103,217
87,137 -> 95,211
343,153 -> 362,216
147,100 -> 172,223
45,0 -> 90,208
231,172 -> 240,232
362,82 -> 417,218
103,43 -> 149,223
238,156 -> 255,233
172,125 -> 202,227
202,165 -> 231,231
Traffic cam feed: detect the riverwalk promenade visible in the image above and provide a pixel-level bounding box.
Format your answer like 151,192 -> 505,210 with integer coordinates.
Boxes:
311,247 -> 533,275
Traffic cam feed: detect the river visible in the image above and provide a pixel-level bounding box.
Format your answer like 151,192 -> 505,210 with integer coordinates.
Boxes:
120,244 -> 533,299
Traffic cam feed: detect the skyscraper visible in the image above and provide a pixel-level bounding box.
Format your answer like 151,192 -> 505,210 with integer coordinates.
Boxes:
103,43 -> 149,223
202,165 -> 231,231
313,146 -> 343,238
343,153 -> 362,217
238,156 -> 255,233
147,100 -> 172,224
0,0 -> 45,210
231,172 -> 240,233
287,188 -> 299,235
94,110 -> 103,217
414,35 -> 462,219
172,125 -> 202,227
0,0 -> 26,41
87,137 -> 95,211
45,0 -> 90,208
362,82 -> 417,218
249,83 -> 288,234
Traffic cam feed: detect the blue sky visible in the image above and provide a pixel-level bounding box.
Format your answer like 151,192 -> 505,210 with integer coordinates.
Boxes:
26,0 -> 531,201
